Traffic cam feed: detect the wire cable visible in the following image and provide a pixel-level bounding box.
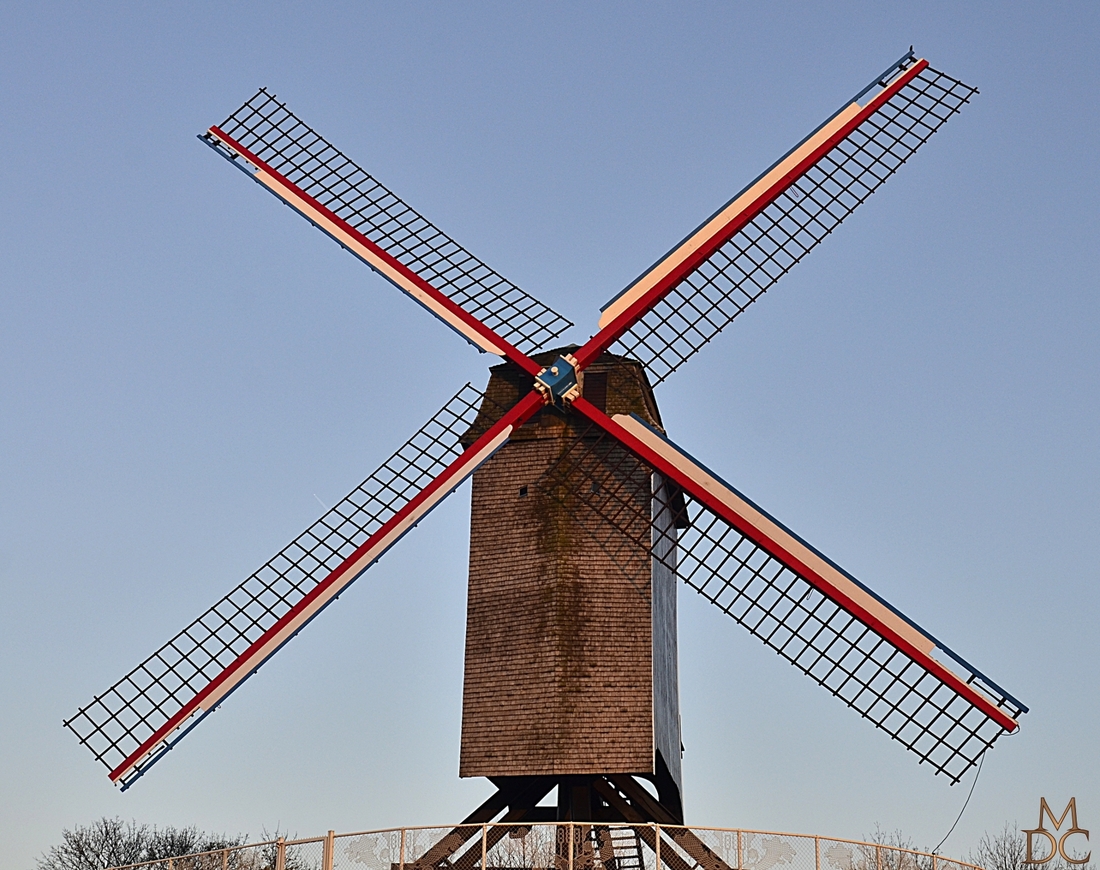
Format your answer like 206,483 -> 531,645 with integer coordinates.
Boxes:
934,750 -> 986,854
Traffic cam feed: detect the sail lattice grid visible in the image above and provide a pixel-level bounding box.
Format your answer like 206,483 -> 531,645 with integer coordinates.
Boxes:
212,89 -> 573,355
65,385 -> 496,776
537,418 -> 1023,783
62,53 -> 1028,793
613,64 -> 979,385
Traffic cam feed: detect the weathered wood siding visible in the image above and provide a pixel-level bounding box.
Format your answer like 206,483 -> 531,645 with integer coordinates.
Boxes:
459,351 -> 680,786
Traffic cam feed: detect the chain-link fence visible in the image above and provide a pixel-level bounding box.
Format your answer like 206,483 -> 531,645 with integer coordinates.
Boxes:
103,825 -> 982,870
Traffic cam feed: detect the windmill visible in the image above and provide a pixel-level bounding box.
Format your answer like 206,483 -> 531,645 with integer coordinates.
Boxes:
66,50 -> 1027,837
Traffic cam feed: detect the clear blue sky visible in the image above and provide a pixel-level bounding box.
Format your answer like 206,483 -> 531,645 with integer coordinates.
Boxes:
2,3 -> 1097,869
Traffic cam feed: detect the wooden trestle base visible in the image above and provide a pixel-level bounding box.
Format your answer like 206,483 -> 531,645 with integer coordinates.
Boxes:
405,775 -> 732,870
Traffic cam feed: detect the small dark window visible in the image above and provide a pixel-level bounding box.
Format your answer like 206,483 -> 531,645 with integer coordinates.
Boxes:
584,371 -> 608,412
590,481 -> 601,494
518,485 -> 528,497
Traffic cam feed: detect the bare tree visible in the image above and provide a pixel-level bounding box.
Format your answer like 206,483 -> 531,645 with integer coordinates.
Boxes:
36,818 -> 243,870
36,819 -> 151,870
844,827 -> 934,870
970,824 -> 1028,870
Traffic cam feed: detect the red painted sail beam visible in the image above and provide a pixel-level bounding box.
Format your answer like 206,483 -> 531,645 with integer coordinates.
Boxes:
573,59 -> 930,371
206,125 -> 543,379
569,395 -> 1019,735
109,389 -> 545,786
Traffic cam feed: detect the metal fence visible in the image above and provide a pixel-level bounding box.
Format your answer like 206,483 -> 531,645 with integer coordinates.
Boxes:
103,825 -> 982,870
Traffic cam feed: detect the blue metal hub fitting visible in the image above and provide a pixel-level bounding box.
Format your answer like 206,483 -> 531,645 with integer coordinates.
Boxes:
534,353 -> 582,407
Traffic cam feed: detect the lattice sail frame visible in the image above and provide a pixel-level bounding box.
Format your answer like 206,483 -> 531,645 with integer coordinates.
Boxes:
535,414 -> 1025,782
205,89 -> 572,356
64,385 -> 515,787
597,57 -> 978,384
66,52 -> 1027,789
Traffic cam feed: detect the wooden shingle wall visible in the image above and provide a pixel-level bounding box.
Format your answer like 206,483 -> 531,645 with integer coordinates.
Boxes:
460,351 -> 680,785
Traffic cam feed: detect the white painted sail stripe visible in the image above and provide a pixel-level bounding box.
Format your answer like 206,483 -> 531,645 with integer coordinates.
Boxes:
198,425 -> 511,711
598,103 -> 863,330
116,426 -> 512,782
613,414 -> 934,655
253,171 -> 505,356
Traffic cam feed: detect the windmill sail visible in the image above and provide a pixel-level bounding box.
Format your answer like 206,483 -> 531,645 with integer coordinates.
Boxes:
564,401 -> 1025,782
67,52 -> 1024,796
203,89 -> 572,359
65,385 -> 538,789
584,53 -> 978,383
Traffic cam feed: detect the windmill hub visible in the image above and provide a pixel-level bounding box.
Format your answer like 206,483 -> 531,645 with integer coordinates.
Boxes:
534,352 -> 582,407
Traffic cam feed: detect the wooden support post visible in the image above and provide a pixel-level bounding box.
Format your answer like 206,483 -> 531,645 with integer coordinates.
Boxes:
276,838 -> 286,870
412,778 -> 554,870
324,831 -> 335,870
452,814 -> 539,870
605,778 -> 730,870
588,782 -> 692,870
606,777 -> 677,824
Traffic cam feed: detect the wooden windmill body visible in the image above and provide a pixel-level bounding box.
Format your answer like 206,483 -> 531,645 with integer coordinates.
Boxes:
461,352 -> 684,817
